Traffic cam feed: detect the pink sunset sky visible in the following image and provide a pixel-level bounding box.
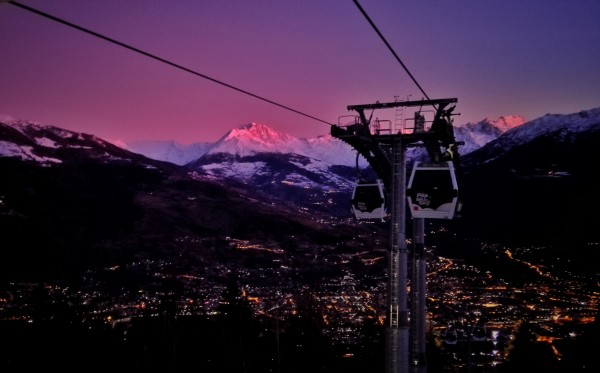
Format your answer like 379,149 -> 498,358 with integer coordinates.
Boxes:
1,0 -> 599,144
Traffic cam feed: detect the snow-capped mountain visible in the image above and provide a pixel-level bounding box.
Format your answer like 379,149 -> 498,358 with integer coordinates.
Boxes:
453,115 -> 525,155
0,114 -> 530,219
121,122 -> 364,167
207,122 -> 370,167
0,115 -> 165,167
462,108 -> 600,168
208,122 -> 304,156
208,122 -> 366,167
185,123 -> 365,216
0,113 -> 526,169
183,118 -> 529,217
2,107 -> 600,244
123,118 -> 524,168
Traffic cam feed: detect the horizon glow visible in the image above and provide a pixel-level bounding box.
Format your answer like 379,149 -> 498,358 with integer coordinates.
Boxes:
1,0 -> 599,144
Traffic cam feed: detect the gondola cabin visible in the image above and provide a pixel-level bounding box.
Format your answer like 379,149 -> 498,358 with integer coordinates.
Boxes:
407,161 -> 458,219
351,179 -> 386,219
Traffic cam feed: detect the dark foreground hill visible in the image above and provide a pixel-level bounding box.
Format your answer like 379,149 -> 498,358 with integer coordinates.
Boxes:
0,153 -> 375,284
451,110 -> 600,246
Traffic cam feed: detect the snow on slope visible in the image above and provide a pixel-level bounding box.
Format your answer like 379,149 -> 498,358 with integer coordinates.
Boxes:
482,108 -> 600,154
208,122 -> 364,167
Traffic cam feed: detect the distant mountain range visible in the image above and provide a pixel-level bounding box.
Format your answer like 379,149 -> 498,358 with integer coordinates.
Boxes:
124,117 -> 527,166
124,118 -> 528,217
0,117 -> 376,282
1,108 -> 599,282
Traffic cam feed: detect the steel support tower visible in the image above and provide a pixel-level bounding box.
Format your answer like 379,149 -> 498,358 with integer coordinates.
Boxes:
387,137 -> 409,373
332,98 -> 457,373
410,218 -> 427,372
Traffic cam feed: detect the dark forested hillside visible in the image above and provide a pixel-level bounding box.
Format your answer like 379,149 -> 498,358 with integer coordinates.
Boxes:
0,155 -> 371,284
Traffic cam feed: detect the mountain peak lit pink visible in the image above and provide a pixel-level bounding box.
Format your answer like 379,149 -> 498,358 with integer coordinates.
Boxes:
211,122 -> 304,157
224,122 -> 296,143
492,116 -> 527,131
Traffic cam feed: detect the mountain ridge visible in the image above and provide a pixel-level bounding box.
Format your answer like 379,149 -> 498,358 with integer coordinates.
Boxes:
119,116 -> 526,166
2,106 -> 599,250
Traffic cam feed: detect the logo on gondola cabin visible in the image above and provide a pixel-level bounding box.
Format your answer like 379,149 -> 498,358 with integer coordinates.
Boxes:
415,192 -> 431,207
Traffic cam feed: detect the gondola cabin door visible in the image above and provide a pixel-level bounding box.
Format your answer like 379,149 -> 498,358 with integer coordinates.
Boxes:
351,179 -> 387,219
407,161 -> 458,219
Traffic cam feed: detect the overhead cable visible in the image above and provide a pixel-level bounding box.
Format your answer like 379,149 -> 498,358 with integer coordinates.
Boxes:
7,1 -> 333,127
352,0 -> 431,103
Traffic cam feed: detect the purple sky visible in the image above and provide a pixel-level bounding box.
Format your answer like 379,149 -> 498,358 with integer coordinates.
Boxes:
1,0 -> 599,144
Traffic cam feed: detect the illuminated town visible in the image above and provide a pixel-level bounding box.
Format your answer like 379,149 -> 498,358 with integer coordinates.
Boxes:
1,222 -> 597,371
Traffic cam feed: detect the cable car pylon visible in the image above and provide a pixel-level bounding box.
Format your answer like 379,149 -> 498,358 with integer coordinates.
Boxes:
332,98 -> 462,373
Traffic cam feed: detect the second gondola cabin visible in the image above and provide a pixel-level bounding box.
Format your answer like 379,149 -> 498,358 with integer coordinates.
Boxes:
407,161 -> 459,219
351,179 -> 387,219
